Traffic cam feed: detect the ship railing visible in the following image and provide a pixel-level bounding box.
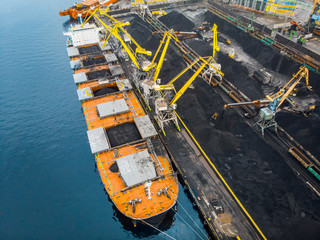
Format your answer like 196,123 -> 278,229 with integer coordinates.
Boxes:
112,172 -> 178,196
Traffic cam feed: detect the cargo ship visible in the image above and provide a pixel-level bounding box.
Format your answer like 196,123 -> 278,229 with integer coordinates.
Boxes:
63,20 -> 179,226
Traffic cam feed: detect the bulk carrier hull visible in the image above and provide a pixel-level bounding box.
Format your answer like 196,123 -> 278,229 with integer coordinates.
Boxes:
63,22 -> 179,226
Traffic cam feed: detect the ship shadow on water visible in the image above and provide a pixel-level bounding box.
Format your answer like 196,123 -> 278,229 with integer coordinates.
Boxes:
112,204 -> 177,238
93,161 -> 178,238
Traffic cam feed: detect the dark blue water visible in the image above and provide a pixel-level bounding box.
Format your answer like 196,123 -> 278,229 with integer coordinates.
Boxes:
0,1 -> 208,239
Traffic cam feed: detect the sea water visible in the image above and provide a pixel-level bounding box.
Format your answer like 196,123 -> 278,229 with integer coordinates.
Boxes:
0,1 -> 208,239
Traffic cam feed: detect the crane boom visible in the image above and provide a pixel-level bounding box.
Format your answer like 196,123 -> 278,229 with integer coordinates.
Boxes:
153,31 -> 202,41
152,31 -> 178,82
224,100 -> 271,108
154,58 -> 200,91
100,10 -> 152,57
142,30 -> 179,82
211,24 -> 220,58
82,9 -> 151,70
225,66 -> 311,112
266,66 -> 310,110
170,62 -> 207,106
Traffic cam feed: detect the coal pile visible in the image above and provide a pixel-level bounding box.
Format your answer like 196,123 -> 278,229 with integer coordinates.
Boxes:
107,122 -> 142,147
176,77 -> 320,240
134,10 -> 320,239
280,217 -> 320,240
78,45 -> 100,54
218,52 -> 266,100
276,108 -> 320,160
93,86 -> 118,96
126,15 -> 160,52
87,69 -> 111,80
159,11 -> 195,31
204,11 -> 299,76
83,56 -> 106,67
203,10 -> 320,161
185,39 -> 212,57
158,47 -> 187,83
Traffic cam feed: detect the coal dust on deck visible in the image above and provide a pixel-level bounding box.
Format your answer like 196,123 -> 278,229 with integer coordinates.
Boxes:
124,9 -> 320,240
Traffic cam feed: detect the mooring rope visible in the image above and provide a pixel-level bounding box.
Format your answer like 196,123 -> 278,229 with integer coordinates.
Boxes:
172,209 -> 206,240
177,200 -> 208,238
140,219 -> 176,240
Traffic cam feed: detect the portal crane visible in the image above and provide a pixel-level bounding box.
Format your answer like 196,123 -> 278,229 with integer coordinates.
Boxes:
211,24 -> 220,58
81,8 -> 152,70
142,29 -> 179,82
224,66 -> 311,136
153,57 -> 217,134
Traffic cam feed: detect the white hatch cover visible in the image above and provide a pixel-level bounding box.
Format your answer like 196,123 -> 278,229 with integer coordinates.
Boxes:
70,60 -> 82,70
67,47 -> 80,57
99,41 -> 112,51
77,87 -> 93,101
73,72 -> 88,84
87,127 -> 110,154
109,65 -> 124,76
116,150 -> 157,187
116,79 -> 132,91
134,115 -> 157,139
103,53 -> 118,63
97,99 -> 130,119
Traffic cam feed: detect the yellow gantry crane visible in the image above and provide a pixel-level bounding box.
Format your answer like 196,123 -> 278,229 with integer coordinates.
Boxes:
142,29 -> 180,82
266,66 -> 311,111
81,8 -> 152,70
209,23 -> 234,58
224,66 -> 312,136
224,66 -> 311,110
211,24 -> 220,58
154,57 -> 220,134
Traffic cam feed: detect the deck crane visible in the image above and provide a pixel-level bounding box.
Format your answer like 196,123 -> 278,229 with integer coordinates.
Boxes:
81,8 -> 152,70
153,57 -> 222,135
224,66 -> 312,136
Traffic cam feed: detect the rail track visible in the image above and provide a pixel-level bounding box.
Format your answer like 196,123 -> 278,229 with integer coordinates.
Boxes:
205,3 -> 320,73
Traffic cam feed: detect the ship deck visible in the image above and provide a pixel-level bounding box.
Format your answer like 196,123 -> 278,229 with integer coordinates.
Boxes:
67,34 -> 179,221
